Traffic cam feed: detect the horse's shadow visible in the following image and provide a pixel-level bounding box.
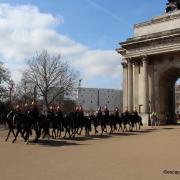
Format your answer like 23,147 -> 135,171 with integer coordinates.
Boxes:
29,139 -> 84,147
62,134 -> 112,142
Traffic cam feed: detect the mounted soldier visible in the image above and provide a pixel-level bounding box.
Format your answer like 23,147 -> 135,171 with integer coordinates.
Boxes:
31,100 -> 39,118
104,105 -> 109,116
23,103 -> 30,114
96,106 -> 102,116
15,104 -> 21,113
56,105 -> 63,118
114,107 -> 119,117
79,105 -> 84,117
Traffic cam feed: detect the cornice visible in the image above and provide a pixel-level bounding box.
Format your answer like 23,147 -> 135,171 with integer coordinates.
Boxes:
134,11 -> 180,29
120,28 -> 180,47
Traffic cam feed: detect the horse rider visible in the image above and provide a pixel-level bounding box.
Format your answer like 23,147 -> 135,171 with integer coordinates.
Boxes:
24,103 -> 30,114
74,105 -> 80,117
132,107 -> 138,116
31,100 -> 39,118
104,105 -> 109,116
97,106 -> 102,116
79,105 -> 84,117
15,104 -> 21,113
48,106 -> 55,117
56,105 -> 63,118
114,107 -> 119,117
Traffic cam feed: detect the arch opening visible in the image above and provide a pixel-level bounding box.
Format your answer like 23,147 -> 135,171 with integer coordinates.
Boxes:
159,67 -> 180,124
175,79 -> 180,124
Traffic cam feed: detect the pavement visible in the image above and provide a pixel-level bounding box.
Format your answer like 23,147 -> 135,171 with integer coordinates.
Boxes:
0,125 -> 180,180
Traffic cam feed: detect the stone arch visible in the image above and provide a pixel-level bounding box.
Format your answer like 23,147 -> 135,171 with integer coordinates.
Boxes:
117,10 -> 180,125
157,66 -> 180,124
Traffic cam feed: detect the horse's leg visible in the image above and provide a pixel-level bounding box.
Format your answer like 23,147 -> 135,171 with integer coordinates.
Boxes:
19,128 -> 27,141
104,124 -> 107,133
78,126 -> 83,135
69,128 -> 74,138
100,124 -> 103,135
63,131 -> 66,139
95,125 -> 98,134
12,129 -> 20,143
58,126 -> 62,138
119,123 -> 122,131
5,128 -> 13,142
51,129 -> 55,139
129,123 -> 133,132
124,124 -> 127,132
109,125 -> 112,135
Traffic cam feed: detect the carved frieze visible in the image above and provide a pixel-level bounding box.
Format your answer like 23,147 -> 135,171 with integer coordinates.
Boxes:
120,34 -> 180,58
125,35 -> 180,51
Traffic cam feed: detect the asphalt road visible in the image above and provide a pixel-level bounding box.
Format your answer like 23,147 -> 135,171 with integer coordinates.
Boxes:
0,125 -> 180,180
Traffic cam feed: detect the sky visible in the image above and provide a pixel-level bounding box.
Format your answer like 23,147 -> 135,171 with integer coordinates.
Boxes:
0,0 -> 167,89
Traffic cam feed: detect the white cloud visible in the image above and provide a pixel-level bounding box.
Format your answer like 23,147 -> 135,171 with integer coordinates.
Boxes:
72,50 -> 122,79
0,3 -> 122,89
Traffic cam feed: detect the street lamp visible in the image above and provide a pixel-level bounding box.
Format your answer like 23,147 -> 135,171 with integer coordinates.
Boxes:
24,81 -> 27,104
148,100 -> 151,126
8,80 -> 14,105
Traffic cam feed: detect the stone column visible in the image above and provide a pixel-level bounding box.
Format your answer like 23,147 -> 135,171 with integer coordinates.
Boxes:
121,61 -> 128,111
127,60 -> 133,112
142,56 -> 148,113
133,62 -> 138,110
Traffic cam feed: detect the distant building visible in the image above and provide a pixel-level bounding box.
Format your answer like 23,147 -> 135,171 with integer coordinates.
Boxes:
77,87 -> 122,112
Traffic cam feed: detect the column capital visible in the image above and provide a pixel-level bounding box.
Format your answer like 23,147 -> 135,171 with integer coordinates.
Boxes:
126,57 -> 132,63
141,55 -> 148,62
121,62 -> 128,68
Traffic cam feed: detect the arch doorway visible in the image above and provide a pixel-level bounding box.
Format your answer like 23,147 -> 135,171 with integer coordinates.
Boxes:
158,68 -> 180,124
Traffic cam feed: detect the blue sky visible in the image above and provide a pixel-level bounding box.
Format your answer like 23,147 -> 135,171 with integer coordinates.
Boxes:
0,0 -> 168,88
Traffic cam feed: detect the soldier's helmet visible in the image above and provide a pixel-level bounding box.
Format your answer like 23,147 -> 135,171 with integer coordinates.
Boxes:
79,105 -> 83,111
56,106 -> 61,111
16,104 -> 21,111
32,100 -> 36,105
32,100 -> 38,108
104,105 -> 108,111
16,104 -> 20,109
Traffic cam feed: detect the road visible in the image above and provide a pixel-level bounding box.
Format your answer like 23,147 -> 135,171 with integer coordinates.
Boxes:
0,126 -> 180,180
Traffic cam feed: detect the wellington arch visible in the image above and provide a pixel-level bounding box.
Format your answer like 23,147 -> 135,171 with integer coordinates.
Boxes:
117,10 -> 180,125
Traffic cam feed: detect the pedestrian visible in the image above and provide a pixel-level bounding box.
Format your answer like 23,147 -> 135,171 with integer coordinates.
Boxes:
150,112 -> 156,128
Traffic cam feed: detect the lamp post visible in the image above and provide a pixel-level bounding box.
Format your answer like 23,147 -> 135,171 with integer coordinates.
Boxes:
24,81 -> 27,104
8,80 -> 14,105
148,100 -> 151,126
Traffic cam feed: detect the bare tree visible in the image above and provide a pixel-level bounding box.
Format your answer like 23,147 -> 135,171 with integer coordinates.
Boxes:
23,50 -> 78,110
0,62 -> 11,101
14,78 -> 35,104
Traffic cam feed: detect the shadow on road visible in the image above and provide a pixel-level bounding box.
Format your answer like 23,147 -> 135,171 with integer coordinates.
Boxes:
29,139 -> 84,147
1,126 -> 179,146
